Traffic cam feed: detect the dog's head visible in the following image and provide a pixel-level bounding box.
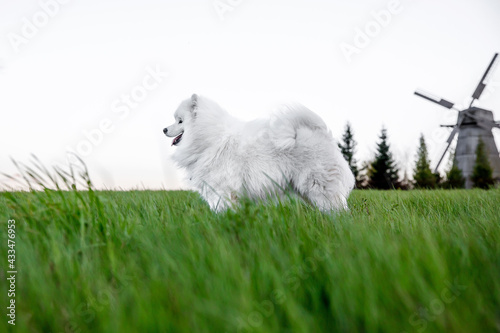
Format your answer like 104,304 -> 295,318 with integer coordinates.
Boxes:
163,94 -> 198,146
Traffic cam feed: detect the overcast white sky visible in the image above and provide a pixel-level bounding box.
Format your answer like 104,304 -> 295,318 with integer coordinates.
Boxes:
1,0 -> 500,189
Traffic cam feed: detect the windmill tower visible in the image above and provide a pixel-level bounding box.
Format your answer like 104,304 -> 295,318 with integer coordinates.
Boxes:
415,53 -> 500,188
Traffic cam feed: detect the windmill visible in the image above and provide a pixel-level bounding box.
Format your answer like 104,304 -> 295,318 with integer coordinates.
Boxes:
414,53 -> 500,188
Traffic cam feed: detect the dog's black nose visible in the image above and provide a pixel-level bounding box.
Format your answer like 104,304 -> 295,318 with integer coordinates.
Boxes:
163,128 -> 168,134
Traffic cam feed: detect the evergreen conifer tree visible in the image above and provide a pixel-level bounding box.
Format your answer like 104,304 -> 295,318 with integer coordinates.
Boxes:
338,122 -> 359,180
443,148 -> 465,189
368,127 -> 399,189
471,138 -> 494,189
413,134 -> 436,188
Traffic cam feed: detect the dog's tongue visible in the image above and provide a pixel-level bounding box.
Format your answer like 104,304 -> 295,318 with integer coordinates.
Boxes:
172,133 -> 183,146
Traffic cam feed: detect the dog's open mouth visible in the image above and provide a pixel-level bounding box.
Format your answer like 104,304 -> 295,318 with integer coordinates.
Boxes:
172,132 -> 183,146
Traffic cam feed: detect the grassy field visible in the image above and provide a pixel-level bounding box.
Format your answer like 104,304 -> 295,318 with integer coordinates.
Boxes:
0,165 -> 499,332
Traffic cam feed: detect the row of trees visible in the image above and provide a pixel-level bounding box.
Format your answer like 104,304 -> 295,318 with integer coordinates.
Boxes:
338,123 -> 496,189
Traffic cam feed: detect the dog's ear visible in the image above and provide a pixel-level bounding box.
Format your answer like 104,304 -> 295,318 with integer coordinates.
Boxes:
191,94 -> 198,109
190,94 -> 198,117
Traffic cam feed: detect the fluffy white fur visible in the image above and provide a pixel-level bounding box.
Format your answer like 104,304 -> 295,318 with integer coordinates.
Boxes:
164,94 -> 354,213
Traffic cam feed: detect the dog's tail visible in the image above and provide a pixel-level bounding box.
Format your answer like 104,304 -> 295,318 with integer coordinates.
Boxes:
270,104 -> 329,149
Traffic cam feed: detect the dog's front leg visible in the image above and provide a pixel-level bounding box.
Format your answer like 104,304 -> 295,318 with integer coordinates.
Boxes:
203,190 -> 231,213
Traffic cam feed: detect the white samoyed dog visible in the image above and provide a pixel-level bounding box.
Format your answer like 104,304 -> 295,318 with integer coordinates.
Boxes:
163,94 -> 354,213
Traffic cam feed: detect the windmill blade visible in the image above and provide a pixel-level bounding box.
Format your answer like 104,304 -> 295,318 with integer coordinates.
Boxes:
415,90 -> 455,109
434,111 -> 466,172
471,53 -> 499,101
434,127 -> 459,172
446,125 -> 460,144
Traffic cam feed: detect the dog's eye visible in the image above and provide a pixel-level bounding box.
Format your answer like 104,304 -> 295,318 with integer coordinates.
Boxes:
179,119 -> 183,124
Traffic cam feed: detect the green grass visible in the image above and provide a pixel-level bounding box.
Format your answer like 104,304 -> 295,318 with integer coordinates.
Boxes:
0,163 -> 499,332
